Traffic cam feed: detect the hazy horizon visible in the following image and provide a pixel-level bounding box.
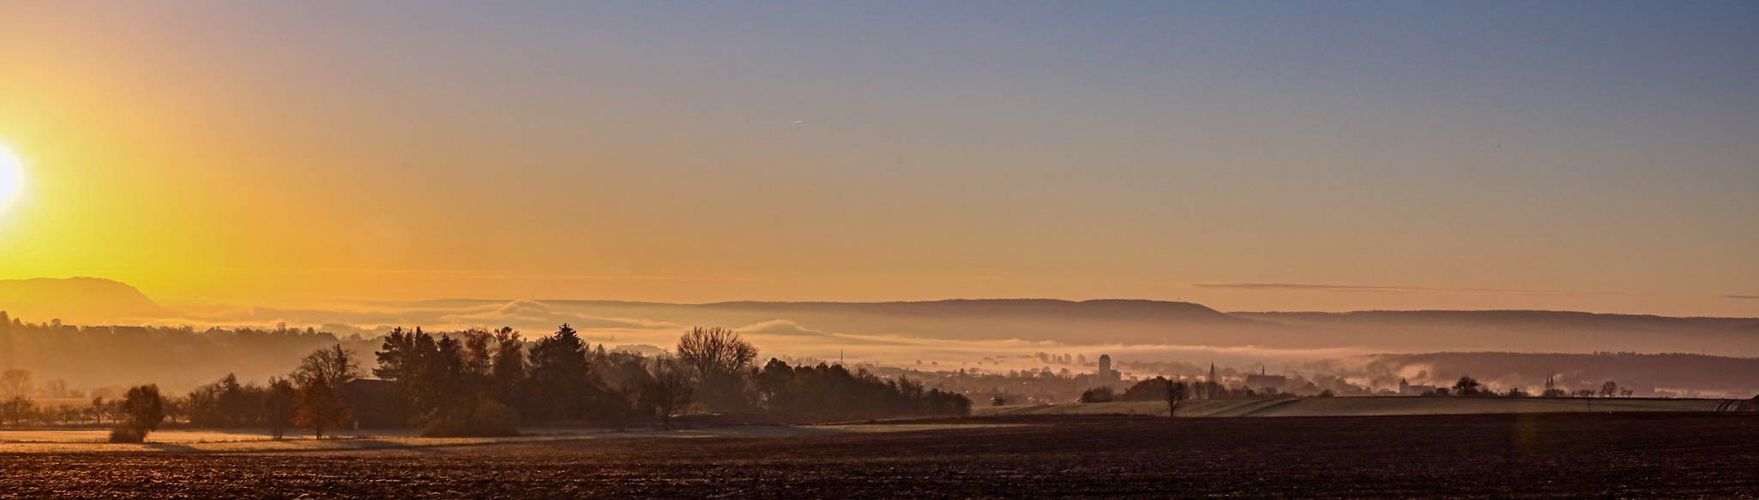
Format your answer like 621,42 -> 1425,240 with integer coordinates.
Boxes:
2,1 -> 1756,316
3,5 -> 1758,495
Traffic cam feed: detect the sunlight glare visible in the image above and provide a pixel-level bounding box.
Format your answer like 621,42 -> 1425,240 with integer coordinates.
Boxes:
0,144 -> 23,215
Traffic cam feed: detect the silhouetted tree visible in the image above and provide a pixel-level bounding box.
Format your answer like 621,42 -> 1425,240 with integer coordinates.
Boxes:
109,384 -> 164,443
1452,376 -> 1483,397
296,377 -> 349,438
186,373 -> 268,427
1079,386 -> 1115,403
265,377 -> 296,440
89,396 -> 107,425
0,396 -> 32,426
373,327 -> 420,382
1166,380 -> 1190,417
750,359 -> 970,420
1120,377 -> 1163,401
526,324 -> 593,421
676,327 -> 757,411
296,344 -> 359,390
461,329 -> 495,379
375,327 -> 446,419
372,326 -> 527,435
489,327 -> 526,407
589,349 -> 655,431
641,357 -> 694,430
294,345 -> 359,438
433,334 -> 468,401
0,369 -> 30,401
422,396 -> 519,437
48,405 -> 81,426
1600,380 -> 1619,398
753,358 -> 795,409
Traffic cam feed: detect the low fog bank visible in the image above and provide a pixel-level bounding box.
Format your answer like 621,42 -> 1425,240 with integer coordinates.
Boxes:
2,297 -> 1756,398
154,297 -> 1759,355
1324,352 -> 1759,398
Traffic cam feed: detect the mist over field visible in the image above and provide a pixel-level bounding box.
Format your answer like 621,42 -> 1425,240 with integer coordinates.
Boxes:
4,277 -> 1754,397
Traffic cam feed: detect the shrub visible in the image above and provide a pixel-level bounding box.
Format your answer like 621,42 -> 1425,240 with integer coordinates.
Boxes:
1080,386 -> 1115,403
422,398 -> 520,437
107,385 -> 164,443
107,426 -> 145,443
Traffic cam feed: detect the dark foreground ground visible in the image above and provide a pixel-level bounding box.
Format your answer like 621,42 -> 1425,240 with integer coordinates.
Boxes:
4,413 -> 1758,498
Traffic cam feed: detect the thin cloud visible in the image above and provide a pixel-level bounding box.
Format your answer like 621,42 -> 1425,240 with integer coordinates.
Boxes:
738,319 -> 828,337
1726,294 -> 1759,300
1193,283 -> 1622,296
213,267 -> 761,282
440,300 -> 677,330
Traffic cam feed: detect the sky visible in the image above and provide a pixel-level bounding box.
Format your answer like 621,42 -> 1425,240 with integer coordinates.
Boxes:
0,1 -> 1756,315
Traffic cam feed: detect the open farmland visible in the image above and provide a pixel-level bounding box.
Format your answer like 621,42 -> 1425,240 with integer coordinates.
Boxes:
978,396 -> 1738,418
0,423 -> 1015,454
3,413 -> 1757,498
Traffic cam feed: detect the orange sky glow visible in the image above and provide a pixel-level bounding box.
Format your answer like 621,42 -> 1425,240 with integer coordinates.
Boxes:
1,2 -> 1755,316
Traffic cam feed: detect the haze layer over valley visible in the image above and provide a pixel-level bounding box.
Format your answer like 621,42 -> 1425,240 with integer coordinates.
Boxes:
4,277 -> 1754,397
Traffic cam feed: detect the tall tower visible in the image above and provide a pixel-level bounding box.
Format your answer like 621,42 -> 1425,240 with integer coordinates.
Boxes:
1097,354 -> 1114,383
1207,362 -> 1218,399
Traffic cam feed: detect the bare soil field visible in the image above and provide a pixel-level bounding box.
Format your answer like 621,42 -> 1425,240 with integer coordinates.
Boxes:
0,423 -> 1018,454
977,396 -> 1735,418
3,413 -> 1757,498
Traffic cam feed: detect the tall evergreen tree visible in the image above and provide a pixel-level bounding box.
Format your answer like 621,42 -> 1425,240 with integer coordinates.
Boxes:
489,327 -> 526,406
527,324 -> 593,421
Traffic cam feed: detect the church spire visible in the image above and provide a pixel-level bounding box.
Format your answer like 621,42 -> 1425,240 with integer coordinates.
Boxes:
1207,362 -> 1218,399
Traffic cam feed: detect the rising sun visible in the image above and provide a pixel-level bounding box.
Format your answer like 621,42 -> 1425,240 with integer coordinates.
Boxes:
0,144 -> 23,214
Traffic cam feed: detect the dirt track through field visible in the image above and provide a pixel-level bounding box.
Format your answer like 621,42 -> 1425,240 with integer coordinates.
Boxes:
3,413 -> 1757,498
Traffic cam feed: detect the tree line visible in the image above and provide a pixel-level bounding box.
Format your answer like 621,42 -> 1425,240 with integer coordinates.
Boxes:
61,325 -> 970,442
362,325 -> 969,435
0,310 -> 344,395
1077,375 -> 1646,411
93,344 -> 356,442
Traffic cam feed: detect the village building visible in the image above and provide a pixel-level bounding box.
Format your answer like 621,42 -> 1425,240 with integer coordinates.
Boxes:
1398,378 -> 1437,396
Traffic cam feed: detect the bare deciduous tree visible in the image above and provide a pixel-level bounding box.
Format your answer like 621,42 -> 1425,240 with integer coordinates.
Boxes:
0,369 -> 31,400
265,377 -> 297,440
640,357 -> 694,430
1166,380 -> 1189,417
296,344 -> 359,390
677,327 -> 758,379
296,377 -> 350,439
676,327 -> 756,411
294,345 -> 359,438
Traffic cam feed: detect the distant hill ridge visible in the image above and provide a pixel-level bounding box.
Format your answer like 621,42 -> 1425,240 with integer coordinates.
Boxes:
1238,309 -> 1759,330
690,298 -> 1244,322
5,276 -> 1757,351
0,277 -> 165,324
